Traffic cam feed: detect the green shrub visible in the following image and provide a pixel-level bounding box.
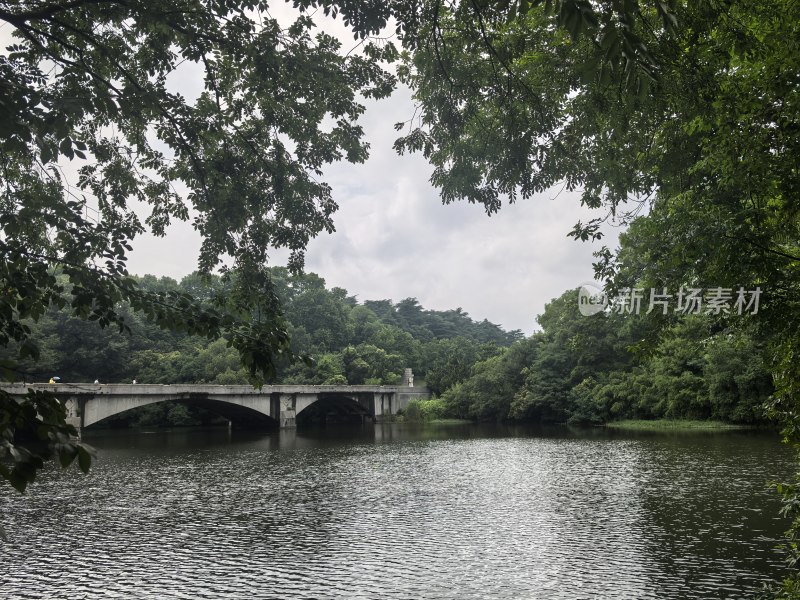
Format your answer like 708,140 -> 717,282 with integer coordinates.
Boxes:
404,398 -> 448,422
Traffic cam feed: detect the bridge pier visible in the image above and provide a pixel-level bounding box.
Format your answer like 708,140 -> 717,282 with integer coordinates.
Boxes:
62,396 -> 84,438
375,392 -> 393,421
279,393 -> 296,428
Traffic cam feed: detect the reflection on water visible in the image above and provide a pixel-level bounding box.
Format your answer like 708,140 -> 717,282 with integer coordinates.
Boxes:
0,424 -> 794,599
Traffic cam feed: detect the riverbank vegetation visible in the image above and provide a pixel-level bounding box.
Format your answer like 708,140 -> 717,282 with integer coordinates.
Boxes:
400,398 -> 449,423
0,268 -> 523,427
439,291 -> 773,427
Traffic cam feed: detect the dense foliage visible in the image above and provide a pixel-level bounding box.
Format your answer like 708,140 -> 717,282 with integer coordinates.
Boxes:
0,267 -> 520,393
10,268 -> 772,430
440,288 -> 773,426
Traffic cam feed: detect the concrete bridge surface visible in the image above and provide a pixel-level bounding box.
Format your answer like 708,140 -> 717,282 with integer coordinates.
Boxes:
0,382 -> 432,430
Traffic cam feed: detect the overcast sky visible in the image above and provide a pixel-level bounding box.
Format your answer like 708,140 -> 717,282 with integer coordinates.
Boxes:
2,8 -> 622,335
126,83 -> 620,335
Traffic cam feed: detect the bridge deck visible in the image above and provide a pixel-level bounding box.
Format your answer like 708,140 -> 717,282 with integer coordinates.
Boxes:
1,383 -> 418,395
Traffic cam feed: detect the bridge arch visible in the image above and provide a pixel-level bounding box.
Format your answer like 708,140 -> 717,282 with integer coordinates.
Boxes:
296,394 -> 373,427
82,392 -> 277,429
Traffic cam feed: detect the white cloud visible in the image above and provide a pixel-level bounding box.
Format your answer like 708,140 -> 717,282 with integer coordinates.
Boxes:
293,89 -> 622,334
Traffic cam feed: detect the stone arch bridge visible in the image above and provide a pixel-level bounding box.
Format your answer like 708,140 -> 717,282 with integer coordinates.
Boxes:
0,383 -> 432,430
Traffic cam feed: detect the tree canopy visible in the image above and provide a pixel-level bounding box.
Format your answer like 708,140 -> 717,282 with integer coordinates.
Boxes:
0,0 -> 403,379
396,0 -> 798,326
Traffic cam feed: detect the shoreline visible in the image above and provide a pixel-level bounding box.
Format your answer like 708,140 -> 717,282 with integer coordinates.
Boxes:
604,419 -> 756,431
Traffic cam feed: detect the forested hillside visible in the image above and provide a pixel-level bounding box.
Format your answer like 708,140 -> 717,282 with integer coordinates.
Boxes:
1,268 -> 522,390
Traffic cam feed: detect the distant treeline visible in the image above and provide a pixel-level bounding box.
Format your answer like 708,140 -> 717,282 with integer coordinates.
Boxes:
3,268 -> 773,427
2,268 -> 521,391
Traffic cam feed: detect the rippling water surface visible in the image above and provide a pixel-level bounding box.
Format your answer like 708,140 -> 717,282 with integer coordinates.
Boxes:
0,424 -> 794,599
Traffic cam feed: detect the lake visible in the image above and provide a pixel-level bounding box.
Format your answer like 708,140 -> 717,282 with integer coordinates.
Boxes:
0,424 -> 795,599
